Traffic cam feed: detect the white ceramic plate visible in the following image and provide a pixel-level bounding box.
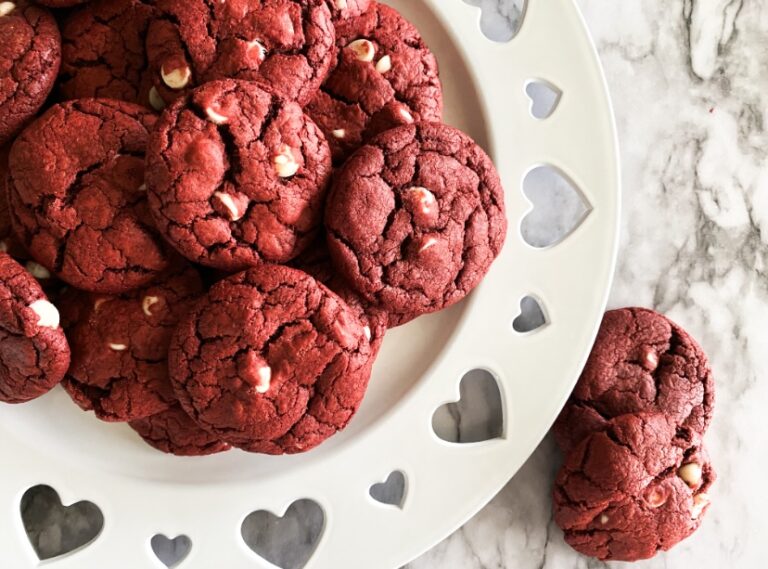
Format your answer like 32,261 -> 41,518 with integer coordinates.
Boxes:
0,0 -> 620,567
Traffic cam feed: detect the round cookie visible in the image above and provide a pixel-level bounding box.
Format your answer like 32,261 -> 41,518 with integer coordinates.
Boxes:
324,0 -> 371,21
169,265 -> 376,455
0,253 -> 69,403
553,308 -> 714,452
325,122 -> 507,325
129,404 -> 231,456
62,263 -> 203,422
8,98 -> 174,293
0,1 -> 61,146
146,79 -> 332,271
145,0 -> 335,107
306,2 -> 443,163
553,413 -> 715,562
58,0 -> 156,105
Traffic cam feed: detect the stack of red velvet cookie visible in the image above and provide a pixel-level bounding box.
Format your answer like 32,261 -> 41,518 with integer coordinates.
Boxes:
0,1 -> 507,456
551,308 -> 716,561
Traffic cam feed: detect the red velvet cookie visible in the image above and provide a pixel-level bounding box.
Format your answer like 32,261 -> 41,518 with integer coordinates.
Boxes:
145,0 -> 335,107
553,413 -> 715,562
8,98 -> 174,293
324,0 -> 370,21
0,1 -> 61,145
58,0 -> 156,106
0,253 -> 69,403
169,265 -> 376,455
129,403 -> 231,456
325,122 -> 507,325
306,3 -> 443,163
62,263 -> 203,422
0,146 -> 26,258
553,308 -> 715,452
146,79 -> 332,271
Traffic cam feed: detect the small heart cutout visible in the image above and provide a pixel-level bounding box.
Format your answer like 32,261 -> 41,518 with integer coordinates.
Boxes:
20,485 -> 103,561
151,534 -> 192,568
241,499 -> 324,569
522,165 -> 591,248
526,79 -> 562,119
512,296 -> 548,333
369,471 -> 407,509
432,370 -> 504,443
462,0 -> 527,43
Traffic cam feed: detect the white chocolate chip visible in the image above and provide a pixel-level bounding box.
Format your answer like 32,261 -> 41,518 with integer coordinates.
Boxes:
148,86 -> 166,111
599,514 -> 609,525
691,493 -> 710,519
26,261 -> 50,280
334,0 -> 348,8
419,237 -> 438,253
205,106 -> 229,125
109,343 -> 128,351
331,129 -> 346,139
29,299 -> 60,329
255,366 -> 271,393
678,463 -> 703,488
399,107 -> 414,123
213,191 -> 244,221
363,325 -> 371,341
273,144 -> 299,178
375,55 -> 392,74
347,39 -> 376,62
642,347 -> 659,371
137,183 -> 147,192
645,487 -> 667,509
406,186 -> 436,214
0,2 -> 16,17
248,39 -> 267,62
161,65 -> 191,90
94,298 -> 108,311
0,240 -> 8,253
142,296 -> 160,317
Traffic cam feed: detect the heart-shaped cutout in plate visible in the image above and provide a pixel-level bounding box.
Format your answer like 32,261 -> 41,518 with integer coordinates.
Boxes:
241,499 -> 324,569
462,0 -> 527,43
512,295 -> 548,334
525,79 -> 562,119
20,485 -> 103,560
151,534 -> 192,568
369,471 -> 407,509
432,370 -> 504,443
522,165 -> 592,248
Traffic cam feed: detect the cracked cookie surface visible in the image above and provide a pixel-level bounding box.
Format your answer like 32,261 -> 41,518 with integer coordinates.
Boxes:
0,146 -> 27,258
0,1 -> 61,145
306,2 -> 442,163
8,98 -> 174,293
553,308 -> 715,452
145,0 -> 335,106
0,253 -> 69,403
62,263 -> 203,422
169,264 -> 375,455
59,0 -> 156,105
146,79 -> 332,271
130,403 -> 230,456
325,122 -> 506,324
324,0 -> 370,21
553,413 -> 715,562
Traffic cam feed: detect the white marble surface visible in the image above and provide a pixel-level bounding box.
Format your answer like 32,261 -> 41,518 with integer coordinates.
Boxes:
408,0 -> 767,567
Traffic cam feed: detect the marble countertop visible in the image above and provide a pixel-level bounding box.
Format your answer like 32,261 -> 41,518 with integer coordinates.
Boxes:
409,0 -> 766,567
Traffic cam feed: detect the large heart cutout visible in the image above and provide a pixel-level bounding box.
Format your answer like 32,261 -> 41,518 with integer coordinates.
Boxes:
369,471 -> 407,509
522,165 -> 591,248
462,0 -> 527,43
512,295 -> 548,334
20,485 -> 103,560
151,534 -> 192,568
241,499 -> 324,569
432,370 -> 504,443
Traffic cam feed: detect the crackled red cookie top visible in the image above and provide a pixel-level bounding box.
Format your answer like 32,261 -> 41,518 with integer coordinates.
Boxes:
325,122 -> 506,323
306,2 -> 443,163
0,1 -> 61,145
8,99 -> 174,293
553,413 -> 715,562
62,263 -> 203,422
324,0 -> 370,21
146,79 -> 332,271
0,146 -> 26,258
130,403 -> 230,456
145,0 -> 334,106
0,253 -> 69,403
553,308 -> 715,452
169,265 -> 375,455
59,0 -> 156,105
